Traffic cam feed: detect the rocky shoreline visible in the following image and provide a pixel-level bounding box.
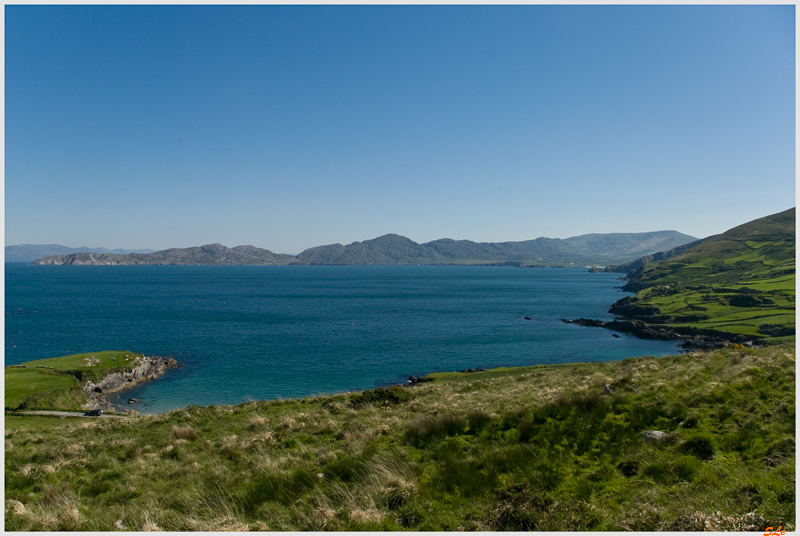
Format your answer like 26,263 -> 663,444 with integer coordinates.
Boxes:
82,355 -> 181,413
561,317 -> 758,350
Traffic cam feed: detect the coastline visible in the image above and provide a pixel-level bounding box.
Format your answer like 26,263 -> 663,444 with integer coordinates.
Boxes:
561,317 -> 759,350
82,355 -> 181,413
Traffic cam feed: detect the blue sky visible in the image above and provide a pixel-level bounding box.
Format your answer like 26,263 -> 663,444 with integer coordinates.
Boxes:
5,5 -> 795,253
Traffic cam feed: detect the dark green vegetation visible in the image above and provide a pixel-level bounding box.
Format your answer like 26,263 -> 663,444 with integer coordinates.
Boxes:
30,230 -> 696,266
609,208 -> 795,342
6,344 -> 794,531
5,351 -> 144,411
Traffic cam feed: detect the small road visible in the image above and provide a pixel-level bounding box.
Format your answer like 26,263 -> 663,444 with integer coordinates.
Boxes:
8,410 -> 130,419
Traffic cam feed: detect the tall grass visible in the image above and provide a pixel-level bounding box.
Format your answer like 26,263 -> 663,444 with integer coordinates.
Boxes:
4,343 -> 795,531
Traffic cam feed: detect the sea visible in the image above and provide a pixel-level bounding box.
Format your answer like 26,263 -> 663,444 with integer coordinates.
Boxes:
5,264 -> 682,413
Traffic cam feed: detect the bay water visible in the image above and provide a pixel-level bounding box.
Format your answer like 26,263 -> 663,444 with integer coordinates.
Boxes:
5,264 -> 681,413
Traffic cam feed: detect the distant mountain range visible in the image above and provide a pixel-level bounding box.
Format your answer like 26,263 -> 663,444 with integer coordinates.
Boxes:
6,244 -> 155,263
295,231 -> 697,266
25,230 -> 697,266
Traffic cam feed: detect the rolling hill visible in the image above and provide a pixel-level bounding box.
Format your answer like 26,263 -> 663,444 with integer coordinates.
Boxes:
596,208 -> 795,343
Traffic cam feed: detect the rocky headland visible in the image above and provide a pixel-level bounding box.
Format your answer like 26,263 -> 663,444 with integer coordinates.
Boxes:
82,355 -> 181,412
561,317 -> 756,349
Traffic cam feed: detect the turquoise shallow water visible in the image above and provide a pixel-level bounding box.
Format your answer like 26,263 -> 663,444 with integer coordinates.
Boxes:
5,264 -> 681,413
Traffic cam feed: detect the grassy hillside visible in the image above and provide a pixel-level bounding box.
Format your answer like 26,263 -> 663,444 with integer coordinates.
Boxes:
612,208 -> 795,341
5,351 -> 144,411
5,344 -> 794,531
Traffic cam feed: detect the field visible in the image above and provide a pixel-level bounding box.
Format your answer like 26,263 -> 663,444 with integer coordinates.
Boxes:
5,344 -> 795,531
614,209 -> 795,342
5,351 -> 144,411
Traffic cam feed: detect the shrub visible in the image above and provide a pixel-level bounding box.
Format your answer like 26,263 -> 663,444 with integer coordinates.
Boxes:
617,459 -> 639,477
680,436 -> 715,460
680,414 -> 699,429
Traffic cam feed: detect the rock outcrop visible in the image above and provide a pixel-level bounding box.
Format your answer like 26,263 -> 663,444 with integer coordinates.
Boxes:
82,356 -> 180,412
561,318 -> 756,349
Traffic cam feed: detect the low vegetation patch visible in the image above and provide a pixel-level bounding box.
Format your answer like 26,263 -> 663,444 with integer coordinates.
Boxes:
5,344 -> 795,531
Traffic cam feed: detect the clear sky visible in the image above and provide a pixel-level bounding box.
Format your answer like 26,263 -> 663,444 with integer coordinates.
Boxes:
5,5 -> 796,254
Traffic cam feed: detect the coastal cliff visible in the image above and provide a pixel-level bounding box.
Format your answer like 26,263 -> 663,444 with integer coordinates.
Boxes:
82,355 -> 181,412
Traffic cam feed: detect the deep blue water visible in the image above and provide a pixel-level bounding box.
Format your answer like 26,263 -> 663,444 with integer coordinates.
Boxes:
5,264 -> 681,413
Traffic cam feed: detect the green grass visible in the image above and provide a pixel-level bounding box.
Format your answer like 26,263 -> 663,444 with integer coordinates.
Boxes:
4,415 -> 79,432
5,343 -> 795,531
5,351 -> 144,411
616,210 -> 795,341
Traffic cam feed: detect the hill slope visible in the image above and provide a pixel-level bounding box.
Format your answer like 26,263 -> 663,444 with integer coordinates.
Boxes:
600,208 -> 795,343
295,230 -> 697,266
5,344 -> 795,531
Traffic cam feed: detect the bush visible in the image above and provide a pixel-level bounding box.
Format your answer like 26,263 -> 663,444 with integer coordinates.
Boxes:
617,459 -> 639,477
680,436 -> 715,460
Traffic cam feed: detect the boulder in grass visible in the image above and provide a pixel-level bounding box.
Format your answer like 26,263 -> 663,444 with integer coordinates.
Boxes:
642,430 -> 670,443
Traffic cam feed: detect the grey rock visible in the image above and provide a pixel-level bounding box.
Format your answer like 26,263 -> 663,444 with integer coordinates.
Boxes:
82,355 -> 180,411
642,430 -> 671,442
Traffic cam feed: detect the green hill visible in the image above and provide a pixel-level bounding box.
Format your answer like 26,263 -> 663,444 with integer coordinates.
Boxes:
609,208 -> 795,342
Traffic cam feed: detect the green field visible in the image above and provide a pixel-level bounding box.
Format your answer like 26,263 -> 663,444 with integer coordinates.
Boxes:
5,344 -> 795,531
5,351 -> 144,411
616,209 -> 795,342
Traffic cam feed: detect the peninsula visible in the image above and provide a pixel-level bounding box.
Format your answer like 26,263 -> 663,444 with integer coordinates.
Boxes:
565,208 -> 795,347
5,351 -> 180,414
